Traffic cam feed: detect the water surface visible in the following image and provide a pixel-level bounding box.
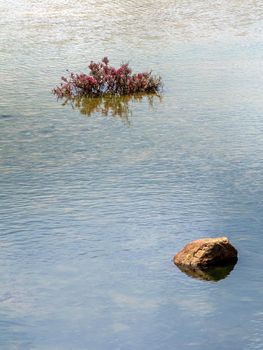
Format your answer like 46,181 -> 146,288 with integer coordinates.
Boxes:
1,1 -> 263,349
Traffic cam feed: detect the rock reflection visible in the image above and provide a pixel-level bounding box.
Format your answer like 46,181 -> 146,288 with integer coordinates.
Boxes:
176,259 -> 237,282
61,93 -> 162,125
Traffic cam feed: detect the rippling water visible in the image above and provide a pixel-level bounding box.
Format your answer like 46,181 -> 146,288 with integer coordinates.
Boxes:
1,1 -> 263,349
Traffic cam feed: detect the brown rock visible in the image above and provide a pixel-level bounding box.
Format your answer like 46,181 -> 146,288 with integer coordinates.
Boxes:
173,237 -> 238,267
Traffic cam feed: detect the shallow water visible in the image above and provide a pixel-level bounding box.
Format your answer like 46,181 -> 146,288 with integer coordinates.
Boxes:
1,1 -> 263,349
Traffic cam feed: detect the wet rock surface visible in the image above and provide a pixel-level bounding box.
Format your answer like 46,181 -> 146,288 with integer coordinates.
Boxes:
173,237 -> 238,267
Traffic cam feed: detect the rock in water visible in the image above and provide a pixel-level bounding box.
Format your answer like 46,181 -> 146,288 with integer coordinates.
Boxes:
173,237 -> 238,267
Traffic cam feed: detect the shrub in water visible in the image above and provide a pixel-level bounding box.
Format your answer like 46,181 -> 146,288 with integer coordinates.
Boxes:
53,57 -> 162,98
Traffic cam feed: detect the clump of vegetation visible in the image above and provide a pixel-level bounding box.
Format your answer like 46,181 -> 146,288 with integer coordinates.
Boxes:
53,57 -> 162,98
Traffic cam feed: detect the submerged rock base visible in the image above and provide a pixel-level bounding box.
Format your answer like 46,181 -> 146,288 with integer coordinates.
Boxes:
176,261 -> 237,282
174,237 -> 238,267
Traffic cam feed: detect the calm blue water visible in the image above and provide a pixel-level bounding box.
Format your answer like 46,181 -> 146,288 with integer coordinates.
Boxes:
1,1 -> 263,349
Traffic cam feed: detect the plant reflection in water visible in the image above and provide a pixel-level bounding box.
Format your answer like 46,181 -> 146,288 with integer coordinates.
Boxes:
61,93 -> 162,125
